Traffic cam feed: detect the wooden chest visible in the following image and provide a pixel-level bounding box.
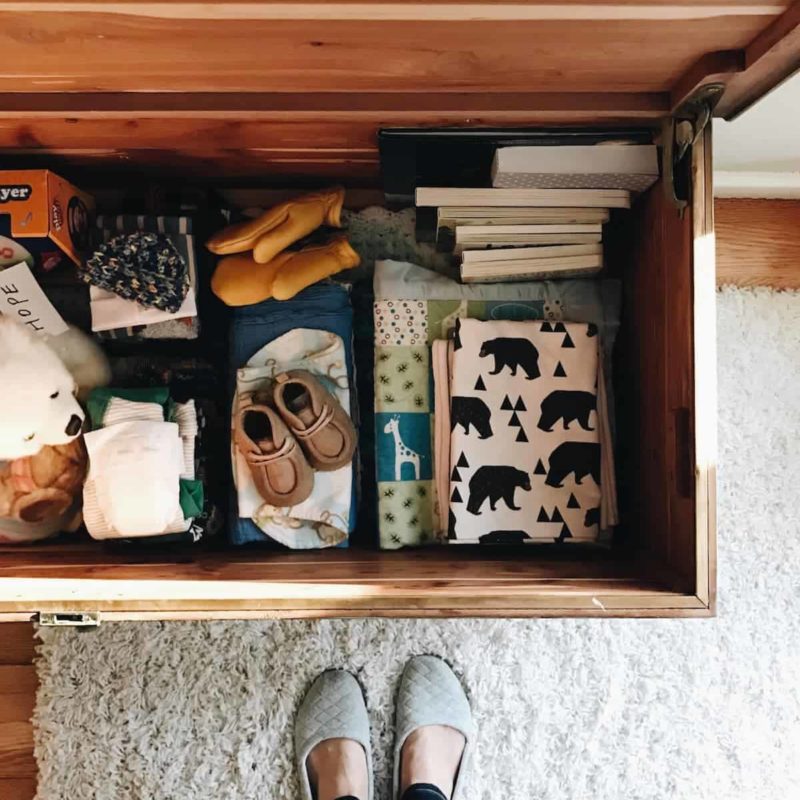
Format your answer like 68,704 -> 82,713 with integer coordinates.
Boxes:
0,1 -> 798,621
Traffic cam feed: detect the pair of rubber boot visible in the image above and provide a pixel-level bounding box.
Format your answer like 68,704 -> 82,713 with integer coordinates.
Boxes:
207,186 -> 360,306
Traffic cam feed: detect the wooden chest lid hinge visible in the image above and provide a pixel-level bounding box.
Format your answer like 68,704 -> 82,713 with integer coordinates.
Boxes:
663,83 -> 726,216
36,611 -> 101,629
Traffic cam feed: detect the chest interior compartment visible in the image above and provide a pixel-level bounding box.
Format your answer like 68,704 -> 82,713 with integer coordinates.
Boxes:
2,0 -> 795,619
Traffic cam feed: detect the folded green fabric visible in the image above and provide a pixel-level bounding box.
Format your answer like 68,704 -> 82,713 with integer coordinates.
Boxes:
87,387 -> 174,429
179,479 -> 204,519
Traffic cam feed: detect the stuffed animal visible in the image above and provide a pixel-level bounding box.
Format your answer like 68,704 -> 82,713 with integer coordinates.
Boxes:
0,438 -> 87,542
0,316 -> 110,541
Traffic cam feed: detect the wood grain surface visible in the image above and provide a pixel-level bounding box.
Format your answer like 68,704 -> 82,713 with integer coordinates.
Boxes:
0,8 -> 776,95
0,625 -> 36,800
716,199 -> 800,288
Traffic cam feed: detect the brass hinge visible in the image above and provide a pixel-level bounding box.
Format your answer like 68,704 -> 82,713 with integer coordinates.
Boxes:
36,611 -> 101,629
663,83 -> 726,216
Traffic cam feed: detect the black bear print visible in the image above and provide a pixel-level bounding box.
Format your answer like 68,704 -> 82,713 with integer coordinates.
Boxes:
537,390 -> 596,432
545,442 -> 601,488
479,530 -> 531,544
467,465 -> 532,515
479,337 -> 540,380
451,395 -> 493,438
584,507 -> 601,527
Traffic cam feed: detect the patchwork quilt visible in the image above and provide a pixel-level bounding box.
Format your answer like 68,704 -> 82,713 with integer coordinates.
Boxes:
373,259 -> 621,549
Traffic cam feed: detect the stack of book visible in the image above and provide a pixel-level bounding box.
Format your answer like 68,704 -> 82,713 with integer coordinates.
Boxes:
415,144 -> 658,283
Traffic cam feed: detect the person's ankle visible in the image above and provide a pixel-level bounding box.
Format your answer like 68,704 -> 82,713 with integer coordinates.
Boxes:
307,738 -> 368,800
400,725 -> 466,799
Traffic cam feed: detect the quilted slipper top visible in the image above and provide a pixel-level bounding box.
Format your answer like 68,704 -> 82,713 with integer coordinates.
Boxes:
295,669 -> 373,800
393,656 -> 474,800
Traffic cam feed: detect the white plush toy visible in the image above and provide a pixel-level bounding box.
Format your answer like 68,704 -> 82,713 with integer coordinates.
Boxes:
0,317 -> 110,459
0,317 -> 110,542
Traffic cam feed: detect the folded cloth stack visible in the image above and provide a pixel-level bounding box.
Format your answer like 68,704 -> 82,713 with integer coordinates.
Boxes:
373,259 -> 621,549
82,387 -> 203,540
86,215 -> 199,340
229,282 -> 358,547
439,318 -> 617,544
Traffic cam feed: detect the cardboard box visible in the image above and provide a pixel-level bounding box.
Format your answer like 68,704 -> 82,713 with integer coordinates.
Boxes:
0,170 -> 94,272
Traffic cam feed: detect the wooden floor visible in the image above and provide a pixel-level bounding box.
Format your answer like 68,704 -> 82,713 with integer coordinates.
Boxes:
0,624 -> 36,800
0,196 -> 796,799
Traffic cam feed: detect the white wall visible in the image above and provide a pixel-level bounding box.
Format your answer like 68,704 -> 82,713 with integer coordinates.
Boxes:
714,72 -> 800,196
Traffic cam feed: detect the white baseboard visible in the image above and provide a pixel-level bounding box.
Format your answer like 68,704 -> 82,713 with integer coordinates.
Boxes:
714,171 -> 800,198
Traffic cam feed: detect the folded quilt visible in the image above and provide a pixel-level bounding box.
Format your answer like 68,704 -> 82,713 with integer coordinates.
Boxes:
448,318 -> 603,544
232,328 -> 353,549
373,259 -> 621,549
432,339 -> 454,537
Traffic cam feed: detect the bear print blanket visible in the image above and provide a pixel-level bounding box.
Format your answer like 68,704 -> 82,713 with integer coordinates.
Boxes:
448,318 -> 602,543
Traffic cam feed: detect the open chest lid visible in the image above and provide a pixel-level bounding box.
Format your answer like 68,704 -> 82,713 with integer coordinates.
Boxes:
1,2 -> 798,181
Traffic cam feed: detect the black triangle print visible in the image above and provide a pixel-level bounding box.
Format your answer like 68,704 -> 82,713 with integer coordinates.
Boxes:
501,395 -> 513,410
451,487 -> 463,503
554,322 -> 566,333
451,466 -> 461,482
540,322 -> 553,333
516,427 -> 528,443
557,523 -> 573,542
534,459 -> 546,475
448,510 -> 457,540
453,318 -> 463,351
474,375 -> 487,391
554,361 -> 567,377
537,506 -> 550,523
587,323 -> 598,338
456,452 -> 469,468
567,493 -> 580,509
551,507 -> 564,523
514,396 -> 527,411
562,332 -> 575,349
508,411 -> 521,427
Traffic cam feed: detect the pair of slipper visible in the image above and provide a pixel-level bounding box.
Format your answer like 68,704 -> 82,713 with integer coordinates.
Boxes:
235,369 -> 357,507
296,656 -> 474,800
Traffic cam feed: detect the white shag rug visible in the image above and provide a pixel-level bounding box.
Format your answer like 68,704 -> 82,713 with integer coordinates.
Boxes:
33,287 -> 800,800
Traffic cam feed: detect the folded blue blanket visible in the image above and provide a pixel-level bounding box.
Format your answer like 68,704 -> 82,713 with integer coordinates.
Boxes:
228,282 -> 357,546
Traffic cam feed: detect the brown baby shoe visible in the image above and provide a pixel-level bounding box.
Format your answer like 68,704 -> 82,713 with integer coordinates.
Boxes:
272,370 -> 357,472
235,398 -> 314,507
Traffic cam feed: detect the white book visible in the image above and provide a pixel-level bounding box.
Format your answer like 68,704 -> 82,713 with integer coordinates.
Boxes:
457,223 -> 601,240
438,206 -> 610,225
454,227 -> 602,255
453,233 -> 602,256
461,254 -> 603,283
416,187 -> 630,209
462,243 -> 602,265
492,144 -> 658,192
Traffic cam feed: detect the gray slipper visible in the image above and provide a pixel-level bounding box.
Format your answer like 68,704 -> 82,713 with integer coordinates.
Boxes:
393,656 -> 474,800
295,670 -> 373,800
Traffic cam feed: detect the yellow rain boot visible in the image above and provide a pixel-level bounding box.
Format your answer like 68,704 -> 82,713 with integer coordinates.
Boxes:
211,236 -> 360,306
206,187 -> 345,264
